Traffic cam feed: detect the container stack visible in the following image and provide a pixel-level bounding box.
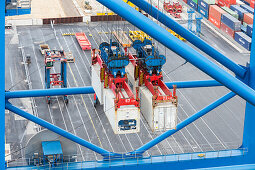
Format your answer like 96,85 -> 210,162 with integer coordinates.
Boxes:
182,0 -> 254,51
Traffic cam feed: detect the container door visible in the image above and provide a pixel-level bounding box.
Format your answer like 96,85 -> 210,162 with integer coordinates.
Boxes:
165,106 -> 171,129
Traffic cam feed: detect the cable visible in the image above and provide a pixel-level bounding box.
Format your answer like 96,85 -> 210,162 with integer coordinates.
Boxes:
164,60 -> 188,76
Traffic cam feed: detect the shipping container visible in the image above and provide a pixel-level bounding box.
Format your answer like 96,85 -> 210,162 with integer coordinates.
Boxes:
139,86 -> 177,132
193,0 -> 198,3
237,0 -> 245,5
218,0 -> 236,7
183,0 -> 188,3
91,64 -> 104,104
204,0 -> 216,3
241,4 -> 254,13
221,13 -> 241,30
188,0 -> 198,10
221,6 -> 239,19
75,32 -> 91,50
241,24 -> 247,32
126,63 -> 139,96
209,15 -> 221,27
198,0 -> 211,10
247,24 -> 253,37
251,0 -> 255,8
103,89 -> 140,134
220,22 -> 237,37
234,32 -> 252,50
243,13 -> 253,24
209,5 -> 227,20
198,5 -> 209,18
230,5 -> 248,20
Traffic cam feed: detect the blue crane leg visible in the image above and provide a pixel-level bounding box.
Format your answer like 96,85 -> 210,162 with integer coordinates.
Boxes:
128,0 -> 246,78
132,92 -> 236,154
166,80 -> 222,89
242,16 -> 255,160
96,0 -> 255,106
5,87 -> 95,99
5,102 -> 112,157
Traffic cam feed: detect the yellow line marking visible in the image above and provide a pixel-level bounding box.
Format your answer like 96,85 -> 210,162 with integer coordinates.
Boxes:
67,63 -> 103,148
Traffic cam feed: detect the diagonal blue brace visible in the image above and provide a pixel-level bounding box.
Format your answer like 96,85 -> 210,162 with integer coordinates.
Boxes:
5,101 -> 118,158
130,92 -> 236,155
96,0 -> 255,106
128,0 -> 246,78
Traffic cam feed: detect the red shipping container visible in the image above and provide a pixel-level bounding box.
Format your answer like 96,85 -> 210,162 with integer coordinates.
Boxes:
209,15 -> 221,28
220,22 -> 237,38
225,0 -> 236,4
251,0 -> 255,9
218,0 -> 236,7
209,5 -> 227,21
183,0 -> 187,3
244,13 -> 253,24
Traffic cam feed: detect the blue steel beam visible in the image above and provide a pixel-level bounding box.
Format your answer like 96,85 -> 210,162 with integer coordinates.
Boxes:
129,0 -> 246,78
96,0 -> 255,106
166,80 -> 222,89
131,92 -> 236,154
5,102 -> 113,157
5,80 -> 222,99
5,87 -> 95,99
0,0 -> 4,168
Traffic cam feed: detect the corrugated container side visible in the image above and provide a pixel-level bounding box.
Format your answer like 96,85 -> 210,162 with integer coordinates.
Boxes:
183,0 -> 188,3
241,4 -> 254,13
209,15 -> 221,27
221,13 -> 241,30
221,6 -> 239,19
241,24 -> 247,32
188,0 -> 198,10
220,22 -> 237,37
230,5 -> 248,20
247,24 -> 253,37
243,13 -> 253,24
198,5 -> 209,18
126,63 -> 138,97
198,0 -> 210,10
234,32 -> 252,50
91,64 -> 104,104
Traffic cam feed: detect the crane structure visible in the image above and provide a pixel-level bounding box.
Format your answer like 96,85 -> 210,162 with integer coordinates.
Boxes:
44,50 -> 68,104
3,0 -> 255,169
126,39 -> 178,131
91,40 -> 140,134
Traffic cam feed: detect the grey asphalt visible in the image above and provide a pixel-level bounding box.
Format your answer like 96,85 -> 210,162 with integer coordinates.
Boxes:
5,20 -> 248,166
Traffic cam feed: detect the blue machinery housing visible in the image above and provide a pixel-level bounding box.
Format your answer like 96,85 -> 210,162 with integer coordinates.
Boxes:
2,0 -> 255,169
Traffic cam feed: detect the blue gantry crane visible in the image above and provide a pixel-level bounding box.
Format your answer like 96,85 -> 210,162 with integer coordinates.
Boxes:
44,50 -> 68,104
3,0 -> 255,169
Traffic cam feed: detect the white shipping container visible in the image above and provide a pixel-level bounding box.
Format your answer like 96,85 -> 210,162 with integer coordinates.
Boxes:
103,88 -> 140,134
126,63 -> 138,97
140,86 -> 177,132
91,64 -> 104,104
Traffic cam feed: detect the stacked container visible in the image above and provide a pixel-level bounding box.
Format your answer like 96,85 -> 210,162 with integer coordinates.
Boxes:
240,4 -> 254,13
218,0 -> 236,7
247,24 -> 253,37
250,0 -> 254,8
221,6 -> 239,19
221,13 -> 241,37
230,5 -> 248,20
209,5 -> 227,28
243,13 -> 254,24
234,32 -> 252,50
188,0 -> 198,10
198,0 -> 216,19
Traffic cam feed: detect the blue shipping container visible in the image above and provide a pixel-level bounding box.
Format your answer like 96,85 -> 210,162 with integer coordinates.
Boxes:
197,0 -> 209,11
230,5 -> 248,20
234,32 -> 252,51
198,5 -> 209,19
221,13 -> 241,31
5,8 -> 31,16
247,24 -> 253,37
188,0 -> 198,11
240,4 -> 254,14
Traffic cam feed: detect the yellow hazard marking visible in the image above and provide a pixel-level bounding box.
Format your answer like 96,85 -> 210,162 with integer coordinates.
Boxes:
198,154 -> 205,157
67,63 -> 103,148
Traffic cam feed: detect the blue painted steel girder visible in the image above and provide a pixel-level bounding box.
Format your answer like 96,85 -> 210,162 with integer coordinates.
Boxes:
96,0 -> 255,106
129,0 -> 246,78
